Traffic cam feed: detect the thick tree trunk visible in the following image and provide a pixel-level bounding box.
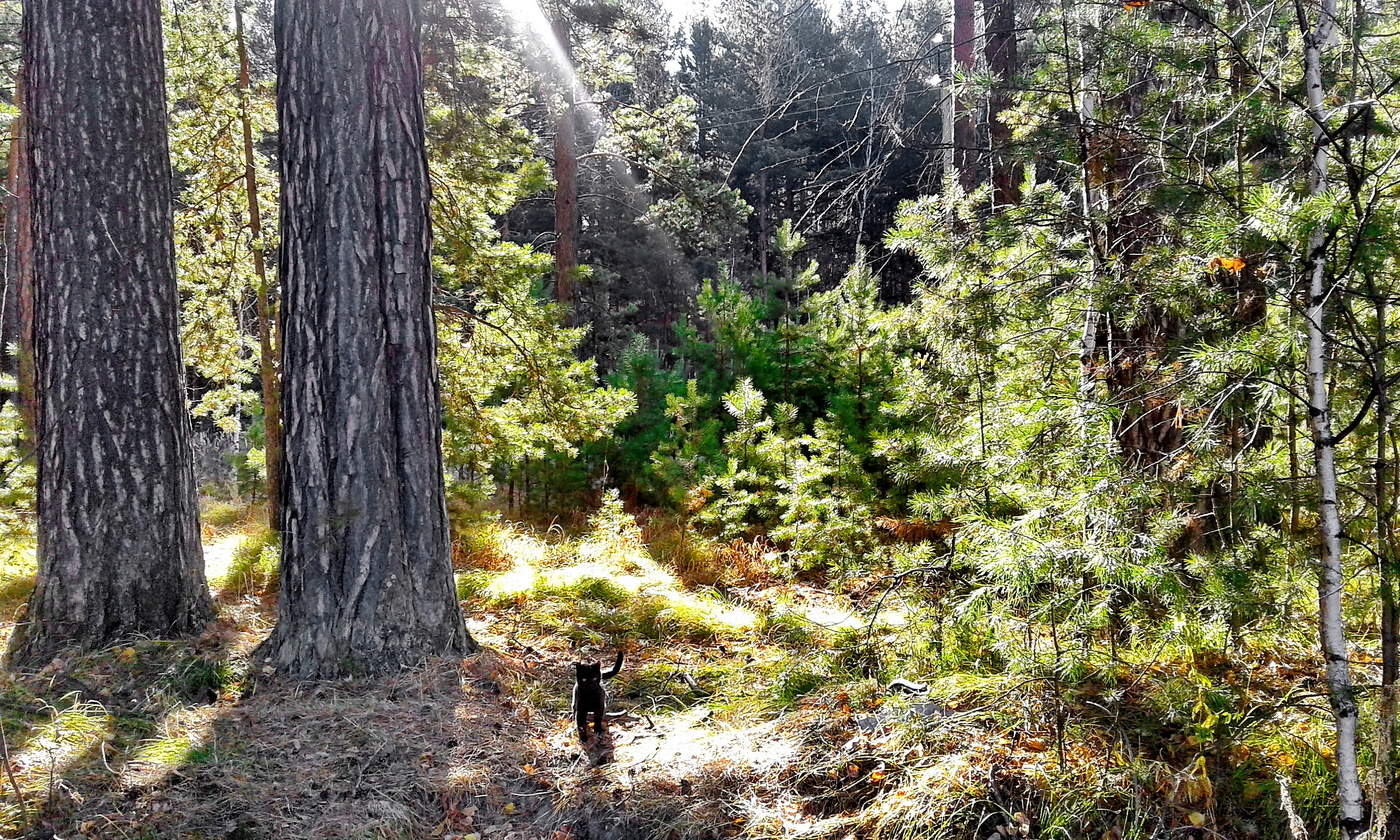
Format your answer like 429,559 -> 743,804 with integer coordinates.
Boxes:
7,0 -> 211,667
983,0 -> 1019,206
552,15 -> 578,311
234,3 -> 282,532
257,0 -> 470,679
1300,1 -> 1366,834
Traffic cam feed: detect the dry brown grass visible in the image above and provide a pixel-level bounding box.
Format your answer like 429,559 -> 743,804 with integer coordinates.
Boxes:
3,600 -> 827,840
121,658 -> 558,840
452,529 -> 514,572
639,511 -> 781,589
199,500 -> 266,540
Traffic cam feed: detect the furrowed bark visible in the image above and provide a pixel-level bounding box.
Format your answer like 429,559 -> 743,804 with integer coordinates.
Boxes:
234,2 -> 283,532
7,0 -> 211,667
952,0 -> 977,192
257,0 -> 470,679
1299,0 -> 1366,832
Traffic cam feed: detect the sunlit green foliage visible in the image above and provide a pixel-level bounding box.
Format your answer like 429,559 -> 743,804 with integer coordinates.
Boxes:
426,38 -> 635,498
166,1 -> 278,433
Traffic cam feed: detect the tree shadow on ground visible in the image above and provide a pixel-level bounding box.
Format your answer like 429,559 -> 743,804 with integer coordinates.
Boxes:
6,637 -> 572,840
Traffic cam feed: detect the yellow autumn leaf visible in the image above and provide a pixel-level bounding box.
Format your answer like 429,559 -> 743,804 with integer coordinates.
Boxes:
1209,256 -> 1247,273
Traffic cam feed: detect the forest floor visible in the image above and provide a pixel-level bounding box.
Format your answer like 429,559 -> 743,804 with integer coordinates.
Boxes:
0,502 -> 1336,840
0,506 -> 904,840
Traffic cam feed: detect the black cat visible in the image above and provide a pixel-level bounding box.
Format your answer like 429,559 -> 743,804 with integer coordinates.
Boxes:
572,650 -> 624,741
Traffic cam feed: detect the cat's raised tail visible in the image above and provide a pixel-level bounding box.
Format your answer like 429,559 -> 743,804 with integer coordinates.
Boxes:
602,649 -> 624,678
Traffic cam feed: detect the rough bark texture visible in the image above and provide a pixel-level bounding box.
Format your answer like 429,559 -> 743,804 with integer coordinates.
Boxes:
1300,1 -> 1366,833
7,0 -> 211,667
983,0 -> 1020,206
234,3 -> 282,532
257,0 -> 470,679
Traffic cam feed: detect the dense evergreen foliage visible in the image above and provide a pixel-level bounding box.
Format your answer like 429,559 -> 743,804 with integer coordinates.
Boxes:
0,0 -> 1398,837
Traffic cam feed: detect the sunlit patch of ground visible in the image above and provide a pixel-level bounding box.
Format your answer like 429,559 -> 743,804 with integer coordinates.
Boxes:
610,705 -> 797,772
9,701 -> 115,796
119,703 -> 222,788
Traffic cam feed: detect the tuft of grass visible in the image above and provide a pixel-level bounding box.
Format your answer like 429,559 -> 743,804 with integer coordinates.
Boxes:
12,699 -> 116,792
535,573 -> 632,606
170,655 -> 242,702
641,512 -> 728,587
772,662 -> 827,706
216,527 -> 280,597
130,735 -> 196,767
451,520 -> 513,571
200,500 -> 259,533
630,594 -> 737,642
0,539 -> 36,618
756,610 -> 817,647
455,570 -> 492,601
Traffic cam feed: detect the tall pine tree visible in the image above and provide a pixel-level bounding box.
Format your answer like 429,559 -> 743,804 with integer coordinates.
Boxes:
8,0 -> 211,667
256,0 -> 470,678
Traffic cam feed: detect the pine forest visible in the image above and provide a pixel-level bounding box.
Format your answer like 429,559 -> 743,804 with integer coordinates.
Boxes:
0,0 -> 1399,838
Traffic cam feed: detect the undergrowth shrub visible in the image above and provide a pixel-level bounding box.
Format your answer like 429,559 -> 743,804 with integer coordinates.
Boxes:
0,540 -> 36,615
0,399 -> 34,547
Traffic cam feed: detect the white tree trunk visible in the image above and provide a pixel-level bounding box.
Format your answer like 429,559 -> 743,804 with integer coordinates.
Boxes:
1300,0 -> 1367,834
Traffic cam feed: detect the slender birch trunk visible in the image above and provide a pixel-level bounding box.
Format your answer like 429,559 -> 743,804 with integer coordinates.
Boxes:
1299,0 -> 1366,832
